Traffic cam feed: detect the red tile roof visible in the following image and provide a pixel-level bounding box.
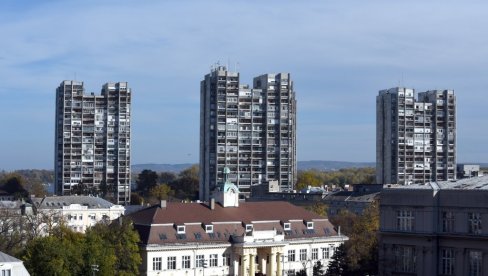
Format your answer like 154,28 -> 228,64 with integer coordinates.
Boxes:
128,201 -> 339,245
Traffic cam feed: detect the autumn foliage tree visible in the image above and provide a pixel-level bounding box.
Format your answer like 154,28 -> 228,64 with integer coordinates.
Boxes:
296,168 -> 375,190
327,201 -> 380,275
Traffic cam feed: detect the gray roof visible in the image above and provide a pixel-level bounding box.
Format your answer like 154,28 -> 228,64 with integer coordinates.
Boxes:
32,195 -> 116,209
0,251 -> 21,263
386,175 -> 488,191
0,200 -> 22,209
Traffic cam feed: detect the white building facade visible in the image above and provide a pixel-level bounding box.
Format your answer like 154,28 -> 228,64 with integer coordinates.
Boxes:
32,195 -> 124,233
130,182 -> 346,276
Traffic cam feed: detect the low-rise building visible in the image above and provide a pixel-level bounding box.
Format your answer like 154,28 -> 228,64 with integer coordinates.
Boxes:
0,251 -> 30,276
324,184 -> 382,216
31,195 -> 124,233
457,164 -> 481,179
379,176 -> 488,275
129,176 -> 347,276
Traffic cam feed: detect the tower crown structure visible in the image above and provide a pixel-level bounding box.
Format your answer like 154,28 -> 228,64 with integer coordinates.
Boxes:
214,167 -> 239,207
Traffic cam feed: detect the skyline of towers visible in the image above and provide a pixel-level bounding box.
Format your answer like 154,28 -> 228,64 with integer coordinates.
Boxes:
54,80 -> 131,204
376,87 -> 456,185
199,66 -> 297,201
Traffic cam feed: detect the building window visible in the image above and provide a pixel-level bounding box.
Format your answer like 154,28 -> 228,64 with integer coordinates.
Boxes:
205,224 -> 214,233
283,222 -> 291,231
209,254 -> 218,267
300,249 -> 307,261
397,210 -> 414,231
321,247 -> 330,259
245,224 -> 253,232
196,255 -> 204,268
306,221 -> 314,229
440,248 -> 454,275
222,254 -> 230,266
288,250 -> 295,262
312,248 -> 318,260
468,250 -> 482,276
394,245 -> 416,273
182,255 -> 191,269
167,256 -> 176,270
468,213 -> 482,234
152,257 -> 162,271
177,225 -> 186,234
1,269 -> 11,276
442,211 -> 455,232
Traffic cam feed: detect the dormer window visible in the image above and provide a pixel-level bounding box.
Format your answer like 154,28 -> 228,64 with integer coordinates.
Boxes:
205,224 -> 214,233
306,221 -> 314,229
177,225 -> 186,234
245,224 -> 253,232
283,223 -> 291,231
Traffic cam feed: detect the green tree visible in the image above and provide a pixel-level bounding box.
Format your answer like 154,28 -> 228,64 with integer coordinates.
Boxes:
159,171 -> 176,184
22,219 -> 141,276
130,192 -> 144,205
149,184 -> 174,201
325,244 -> 349,276
23,226 -> 85,276
178,164 -> 199,179
297,170 -> 323,190
136,170 -> 159,195
0,174 -> 28,199
98,218 -> 142,275
313,260 -> 326,276
305,202 -> 328,217
169,165 -> 199,200
83,225 -> 117,276
344,202 -> 379,275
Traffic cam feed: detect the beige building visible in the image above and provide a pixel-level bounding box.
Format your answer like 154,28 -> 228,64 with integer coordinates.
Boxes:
379,176 -> 488,275
129,179 -> 346,275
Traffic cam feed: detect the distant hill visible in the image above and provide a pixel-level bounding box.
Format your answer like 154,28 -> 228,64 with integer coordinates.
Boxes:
130,161 -> 376,173
297,160 -> 375,171
131,163 -> 195,173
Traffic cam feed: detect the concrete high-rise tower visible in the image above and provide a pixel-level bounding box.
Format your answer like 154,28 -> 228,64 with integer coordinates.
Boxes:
199,66 -> 296,201
54,81 -> 131,204
376,87 -> 456,185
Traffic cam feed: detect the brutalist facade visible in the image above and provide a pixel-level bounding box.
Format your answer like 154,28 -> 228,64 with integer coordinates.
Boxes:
54,80 -> 131,204
377,87 -> 456,185
199,66 -> 296,201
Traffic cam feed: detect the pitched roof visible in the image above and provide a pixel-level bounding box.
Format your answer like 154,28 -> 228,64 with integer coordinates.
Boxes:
129,201 -> 323,225
0,251 -> 21,263
128,201 -> 340,245
31,195 -> 117,209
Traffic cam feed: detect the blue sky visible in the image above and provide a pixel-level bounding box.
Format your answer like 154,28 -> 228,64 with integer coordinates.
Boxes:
1,1 -> 487,170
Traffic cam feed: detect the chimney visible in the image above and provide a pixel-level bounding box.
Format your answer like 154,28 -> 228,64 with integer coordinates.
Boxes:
210,198 -> 215,210
160,200 -> 167,208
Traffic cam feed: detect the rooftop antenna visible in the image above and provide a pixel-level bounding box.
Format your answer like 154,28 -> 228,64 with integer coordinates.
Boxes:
74,72 -> 77,81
